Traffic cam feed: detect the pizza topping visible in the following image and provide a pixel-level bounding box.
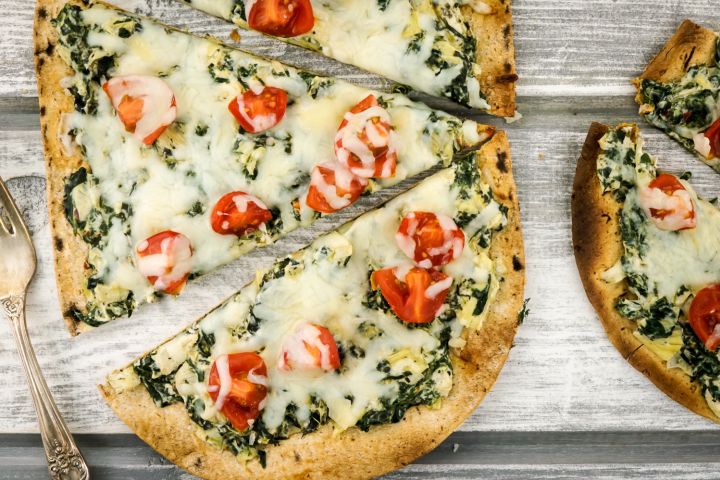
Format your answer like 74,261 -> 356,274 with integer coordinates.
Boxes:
306,162 -> 368,213
703,117 -> 720,159
639,173 -> 696,231
689,285 -> 720,352
245,0 -> 314,38
278,323 -> 340,372
228,86 -> 288,133
102,75 -> 177,145
335,95 -> 397,179
372,267 -> 452,324
208,353 -> 268,431
211,191 -> 273,236
136,231 -> 193,295
396,212 -> 465,268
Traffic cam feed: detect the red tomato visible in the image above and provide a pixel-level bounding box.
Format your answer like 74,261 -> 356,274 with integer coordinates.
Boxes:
208,353 -> 268,431
278,323 -> 341,371
705,117 -> 720,159
372,267 -> 452,324
639,173 -> 696,231
396,212 -> 465,268
690,285 -> 720,351
135,230 -> 193,295
306,162 -> 368,213
228,86 -> 288,134
102,75 -> 177,145
246,0 -> 314,37
211,192 -> 273,236
335,95 -> 397,178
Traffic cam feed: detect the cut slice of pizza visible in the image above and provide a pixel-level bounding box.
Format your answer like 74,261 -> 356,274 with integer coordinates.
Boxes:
100,134 -> 525,478
34,0 -> 496,334
634,20 -> 720,172
179,0 -> 518,115
573,122 -> 720,423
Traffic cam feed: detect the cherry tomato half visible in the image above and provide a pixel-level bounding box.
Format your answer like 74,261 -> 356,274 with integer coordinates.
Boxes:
690,285 -> 720,352
135,230 -> 193,295
372,267 -> 452,324
639,173 -> 696,231
278,323 -> 341,371
396,212 -> 465,268
228,86 -> 288,134
306,162 -> 368,213
246,0 -> 314,37
208,352 -> 268,431
211,191 -> 273,237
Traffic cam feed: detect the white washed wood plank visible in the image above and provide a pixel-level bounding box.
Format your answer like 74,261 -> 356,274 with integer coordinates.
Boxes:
1,96 -> 719,434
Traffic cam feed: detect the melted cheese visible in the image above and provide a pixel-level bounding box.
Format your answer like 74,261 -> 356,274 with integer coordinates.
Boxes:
185,0 -> 490,109
55,4 -> 484,324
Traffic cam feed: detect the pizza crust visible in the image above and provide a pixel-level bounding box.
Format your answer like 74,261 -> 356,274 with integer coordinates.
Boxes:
465,0 -> 517,117
571,122 -> 719,424
34,0 -> 96,336
100,131 -> 525,479
633,19 -> 718,96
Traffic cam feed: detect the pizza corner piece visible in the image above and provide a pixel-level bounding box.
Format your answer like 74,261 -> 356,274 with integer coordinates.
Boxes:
572,121 -> 720,424
99,139 -> 525,478
179,0 -> 518,116
33,0 -> 501,334
633,20 -> 720,172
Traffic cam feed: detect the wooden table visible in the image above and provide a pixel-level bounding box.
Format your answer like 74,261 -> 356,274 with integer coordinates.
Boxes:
1,0 -> 719,478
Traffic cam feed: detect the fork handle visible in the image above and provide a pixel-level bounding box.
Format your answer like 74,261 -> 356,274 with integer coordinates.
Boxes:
1,294 -> 90,480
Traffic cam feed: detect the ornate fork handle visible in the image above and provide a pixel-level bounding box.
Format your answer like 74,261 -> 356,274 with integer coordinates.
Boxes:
1,294 -> 90,480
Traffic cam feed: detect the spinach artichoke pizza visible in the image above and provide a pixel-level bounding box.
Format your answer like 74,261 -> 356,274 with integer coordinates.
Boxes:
101,133 -> 525,478
634,20 -> 720,172
178,0 -> 518,116
34,0 -> 496,334
573,122 -> 720,423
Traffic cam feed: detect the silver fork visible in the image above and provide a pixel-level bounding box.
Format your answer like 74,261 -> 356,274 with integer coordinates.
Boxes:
0,178 -> 89,480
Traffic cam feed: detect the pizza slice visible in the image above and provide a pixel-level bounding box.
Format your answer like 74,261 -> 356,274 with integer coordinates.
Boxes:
573,122 -> 720,423
179,0 -> 518,115
100,134 -> 525,478
634,20 -> 720,172
34,0 -> 495,334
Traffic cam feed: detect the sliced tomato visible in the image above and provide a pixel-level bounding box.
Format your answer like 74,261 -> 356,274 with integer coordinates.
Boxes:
135,230 -> 193,295
228,86 -> 288,134
306,162 -> 368,213
246,0 -> 314,37
102,75 -> 177,145
372,267 -> 452,324
396,212 -> 465,268
211,191 -> 273,236
689,285 -> 720,352
278,323 -> 341,371
208,353 -> 268,431
639,173 -> 696,231
705,117 -> 720,159
335,95 -> 397,179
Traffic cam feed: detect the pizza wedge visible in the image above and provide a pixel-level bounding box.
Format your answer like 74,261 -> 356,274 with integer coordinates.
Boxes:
34,0 -> 495,334
180,0 -> 518,115
100,132 -> 525,478
634,20 -> 720,171
573,122 -> 720,423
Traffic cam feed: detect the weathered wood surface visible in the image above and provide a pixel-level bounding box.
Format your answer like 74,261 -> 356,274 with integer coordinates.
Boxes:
1,0 -> 720,478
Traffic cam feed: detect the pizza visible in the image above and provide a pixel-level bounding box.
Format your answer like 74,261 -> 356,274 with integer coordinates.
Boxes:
634,20 -> 720,172
34,0 -> 495,334
178,0 -> 517,115
100,133 -> 525,479
573,122 -> 720,423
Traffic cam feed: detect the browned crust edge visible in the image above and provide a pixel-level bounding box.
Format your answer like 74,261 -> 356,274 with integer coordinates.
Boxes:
99,131 -> 525,480
34,0 -> 96,336
571,122 -> 719,424
467,0 -> 517,117
633,19 -> 718,97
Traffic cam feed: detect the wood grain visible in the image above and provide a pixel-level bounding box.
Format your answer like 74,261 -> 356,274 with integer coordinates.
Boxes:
1,0 -> 720,477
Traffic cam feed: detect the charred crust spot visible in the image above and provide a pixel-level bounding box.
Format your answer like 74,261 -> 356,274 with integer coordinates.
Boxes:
601,213 -> 612,224
38,7 -> 47,19
45,43 -> 55,56
40,106 -> 46,116
496,151 -> 508,172
54,236 -> 63,251
512,256 -> 523,271
193,457 -> 203,468
504,62 -> 512,73
497,73 -> 519,84
37,58 -> 45,68
503,24 -> 511,39
294,451 -> 301,462
682,46 -> 696,71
